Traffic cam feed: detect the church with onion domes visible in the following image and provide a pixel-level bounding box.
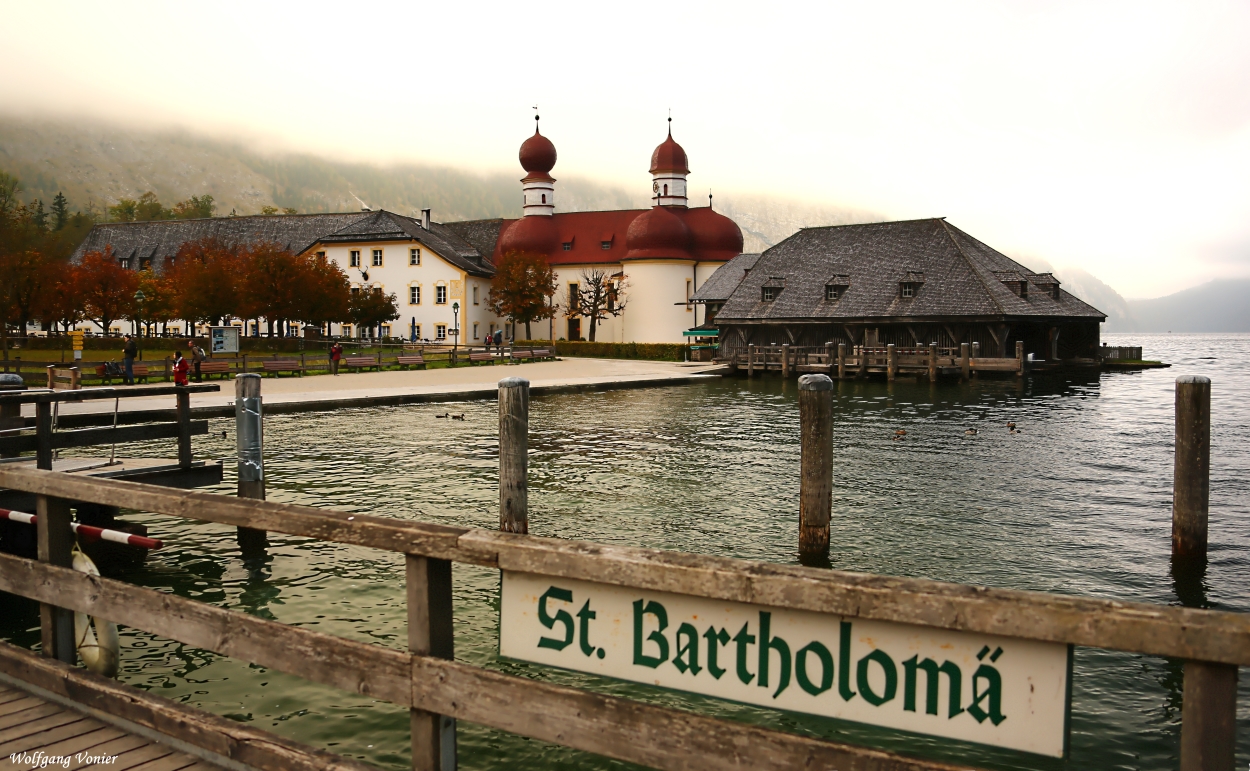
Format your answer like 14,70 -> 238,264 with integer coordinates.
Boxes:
455,116 -> 745,343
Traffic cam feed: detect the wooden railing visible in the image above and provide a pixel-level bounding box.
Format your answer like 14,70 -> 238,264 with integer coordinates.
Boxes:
731,342 -> 1030,380
0,466 -> 1244,770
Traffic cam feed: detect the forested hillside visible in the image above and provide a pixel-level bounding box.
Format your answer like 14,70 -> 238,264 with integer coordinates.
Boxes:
0,114 -> 875,253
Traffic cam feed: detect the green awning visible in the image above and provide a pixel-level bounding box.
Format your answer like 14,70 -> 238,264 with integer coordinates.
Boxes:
683,329 -> 719,337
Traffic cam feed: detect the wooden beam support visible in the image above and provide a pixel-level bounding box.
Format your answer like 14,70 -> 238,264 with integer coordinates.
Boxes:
35,495 -> 75,663
0,420 -> 209,455
1179,660 -> 1237,771
408,556 -> 456,771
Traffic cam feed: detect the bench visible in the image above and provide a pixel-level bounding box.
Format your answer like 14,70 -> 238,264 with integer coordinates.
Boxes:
512,348 -> 553,362
468,352 -> 496,366
396,355 -> 426,370
197,360 -> 233,379
342,356 -> 380,372
94,363 -> 150,385
261,360 -> 303,377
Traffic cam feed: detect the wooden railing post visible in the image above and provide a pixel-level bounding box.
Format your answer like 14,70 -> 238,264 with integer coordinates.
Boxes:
36,398 -> 53,470
886,344 -> 896,381
234,374 -> 269,556
798,374 -> 833,565
1180,660 -> 1237,771
176,389 -> 192,469
960,342 -> 970,381
36,494 -> 76,663
781,344 -> 790,379
1173,375 -> 1210,557
928,342 -> 938,382
499,377 -> 529,534
837,343 -> 846,380
747,344 -> 756,378
407,555 -> 456,771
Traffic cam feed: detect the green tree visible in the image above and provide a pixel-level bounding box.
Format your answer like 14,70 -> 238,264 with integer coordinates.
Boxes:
108,198 -> 138,222
349,288 -> 399,339
486,250 -> 557,340
0,173 -> 21,218
135,191 -> 170,221
31,199 -> 47,230
171,194 -> 214,219
50,192 -> 69,231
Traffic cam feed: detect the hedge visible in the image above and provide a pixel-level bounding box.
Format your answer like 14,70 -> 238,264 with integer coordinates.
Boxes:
516,340 -> 686,362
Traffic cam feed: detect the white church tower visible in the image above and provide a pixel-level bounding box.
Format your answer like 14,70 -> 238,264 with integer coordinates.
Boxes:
520,115 -> 557,216
650,118 -> 689,208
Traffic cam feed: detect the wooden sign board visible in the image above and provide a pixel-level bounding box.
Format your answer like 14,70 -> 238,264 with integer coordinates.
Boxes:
500,571 -> 1071,757
210,326 -> 240,355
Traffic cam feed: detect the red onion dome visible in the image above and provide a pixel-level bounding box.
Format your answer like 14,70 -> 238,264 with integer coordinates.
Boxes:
520,127 -> 557,175
681,207 -> 744,262
498,215 -> 560,256
649,128 -> 690,175
624,206 -> 693,261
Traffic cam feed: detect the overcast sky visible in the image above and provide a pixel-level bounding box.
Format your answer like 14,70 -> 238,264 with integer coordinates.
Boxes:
4,1 -> 1248,298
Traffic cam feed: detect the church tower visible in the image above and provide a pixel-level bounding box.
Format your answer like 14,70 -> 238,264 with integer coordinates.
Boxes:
650,119 -> 689,208
519,115 -> 557,216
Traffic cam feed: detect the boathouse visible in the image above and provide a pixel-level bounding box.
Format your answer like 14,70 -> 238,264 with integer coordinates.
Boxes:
702,218 -> 1106,363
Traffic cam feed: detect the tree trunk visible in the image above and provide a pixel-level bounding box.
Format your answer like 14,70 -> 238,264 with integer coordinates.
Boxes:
524,320 -> 532,341
588,315 -> 598,342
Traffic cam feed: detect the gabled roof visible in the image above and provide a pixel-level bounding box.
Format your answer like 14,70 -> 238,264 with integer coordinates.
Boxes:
715,218 -> 1105,323
314,210 -> 494,277
71,212 -> 373,266
691,252 -> 761,302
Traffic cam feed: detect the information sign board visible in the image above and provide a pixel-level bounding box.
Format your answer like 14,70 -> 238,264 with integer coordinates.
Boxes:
500,571 -> 1071,757
210,326 -> 240,355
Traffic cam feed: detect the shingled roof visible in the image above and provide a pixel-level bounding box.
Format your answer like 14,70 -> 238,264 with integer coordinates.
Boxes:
714,218 -> 1105,323
71,210 -> 494,278
71,212 -> 372,266
690,252 -> 760,302
315,211 -> 494,277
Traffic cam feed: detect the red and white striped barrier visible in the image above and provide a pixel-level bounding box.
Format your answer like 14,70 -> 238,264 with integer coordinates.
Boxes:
0,507 -> 163,550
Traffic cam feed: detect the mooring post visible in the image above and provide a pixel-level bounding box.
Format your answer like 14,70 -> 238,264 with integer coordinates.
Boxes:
36,494 -> 75,663
176,388 -> 192,469
1015,340 -> 1025,378
234,374 -> 269,556
837,343 -> 846,380
928,342 -> 938,383
35,398 -> 53,471
1180,660 -> 1238,771
1173,375 -> 1210,557
747,344 -> 755,378
798,374 -> 834,565
781,344 -> 790,379
499,377 -> 529,534
886,344 -> 896,381
960,343 -> 970,381
407,554 -> 457,771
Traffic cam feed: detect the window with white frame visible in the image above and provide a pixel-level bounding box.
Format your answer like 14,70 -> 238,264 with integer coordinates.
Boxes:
436,285 -> 447,304
410,248 -> 420,266
342,324 -> 353,337
409,285 -> 421,305
436,324 -> 447,340
380,324 -> 391,338
372,249 -> 383,267
350,250 -> 361,267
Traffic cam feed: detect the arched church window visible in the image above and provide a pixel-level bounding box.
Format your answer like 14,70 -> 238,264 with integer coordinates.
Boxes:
542,194 -> 546,203
663,184 -> 668,196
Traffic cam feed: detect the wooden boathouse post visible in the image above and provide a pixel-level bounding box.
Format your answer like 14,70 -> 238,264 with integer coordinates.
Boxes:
960,342 -> 970,381
747,344 -> 756,378
837,343 -> 846,380
781,344 -> 790,379
36,493 -> 75,663
928,342 -> 938,383
234,374 -> 269,555
1016,340 -> 1026,378
499,376 -> 529,534
798,374 -> 833,564
886,344 -> 896,381
176,388 -> 193,469
1172,375 -> 1210,558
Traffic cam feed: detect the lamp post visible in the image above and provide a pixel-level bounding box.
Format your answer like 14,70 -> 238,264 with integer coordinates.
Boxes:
452,301 -> 460,364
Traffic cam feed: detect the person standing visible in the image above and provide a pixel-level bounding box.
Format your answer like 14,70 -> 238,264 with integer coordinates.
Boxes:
122,335 -> 138,386
330,341 -> 343,375
172,351 -> 190,386
188,340 -> 206,383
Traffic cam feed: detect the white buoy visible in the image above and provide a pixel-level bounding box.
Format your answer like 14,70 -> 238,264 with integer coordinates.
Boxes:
72,549 -> 120,677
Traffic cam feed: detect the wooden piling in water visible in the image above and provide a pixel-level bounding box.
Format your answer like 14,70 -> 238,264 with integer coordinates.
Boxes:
747,344 -> 755,378
837,343 -> 846,380
886,344 -> 896,381
928,343 -> 938,382
781,344 -> 790,379
36,495 -> 75,664
1172,375 -> 1210,557
499,377 -> 529,534
798,374 -> 833,564
176,389 -> 192,469
960,343 -> 970,381
1016,341 -> 1025,378
234,374 -> 269,556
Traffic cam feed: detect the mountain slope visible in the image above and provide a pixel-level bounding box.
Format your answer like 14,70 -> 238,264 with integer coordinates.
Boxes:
1125,279 -> 1250,333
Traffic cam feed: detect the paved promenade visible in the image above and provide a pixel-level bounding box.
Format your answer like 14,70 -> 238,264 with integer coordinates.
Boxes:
31,358 -> 726,420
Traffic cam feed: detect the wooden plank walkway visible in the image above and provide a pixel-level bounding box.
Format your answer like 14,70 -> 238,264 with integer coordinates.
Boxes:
0,684 -> 221,771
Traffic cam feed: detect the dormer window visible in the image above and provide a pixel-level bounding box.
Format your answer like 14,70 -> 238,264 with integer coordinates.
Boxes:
763,287 -> 777,301
825,274 -> 849,301
562,242 -> 572,251
600,241 -> 612,250
761,277 -> 785,302
994,271 -> 1029,297
901,284 -> 914,298
1032,272 -> 1061,300
119,258 -> 131,269
826,285 -> 840,301
899,270 -> 925,299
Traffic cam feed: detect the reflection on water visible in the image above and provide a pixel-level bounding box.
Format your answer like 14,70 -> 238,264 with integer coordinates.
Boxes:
2,333 -> 1248,770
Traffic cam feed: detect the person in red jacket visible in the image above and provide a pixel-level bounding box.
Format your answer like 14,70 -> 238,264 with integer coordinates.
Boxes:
173,351 -> 190,386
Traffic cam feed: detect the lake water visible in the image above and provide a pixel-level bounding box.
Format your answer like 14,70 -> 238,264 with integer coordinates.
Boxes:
2,332 -> 1247,770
